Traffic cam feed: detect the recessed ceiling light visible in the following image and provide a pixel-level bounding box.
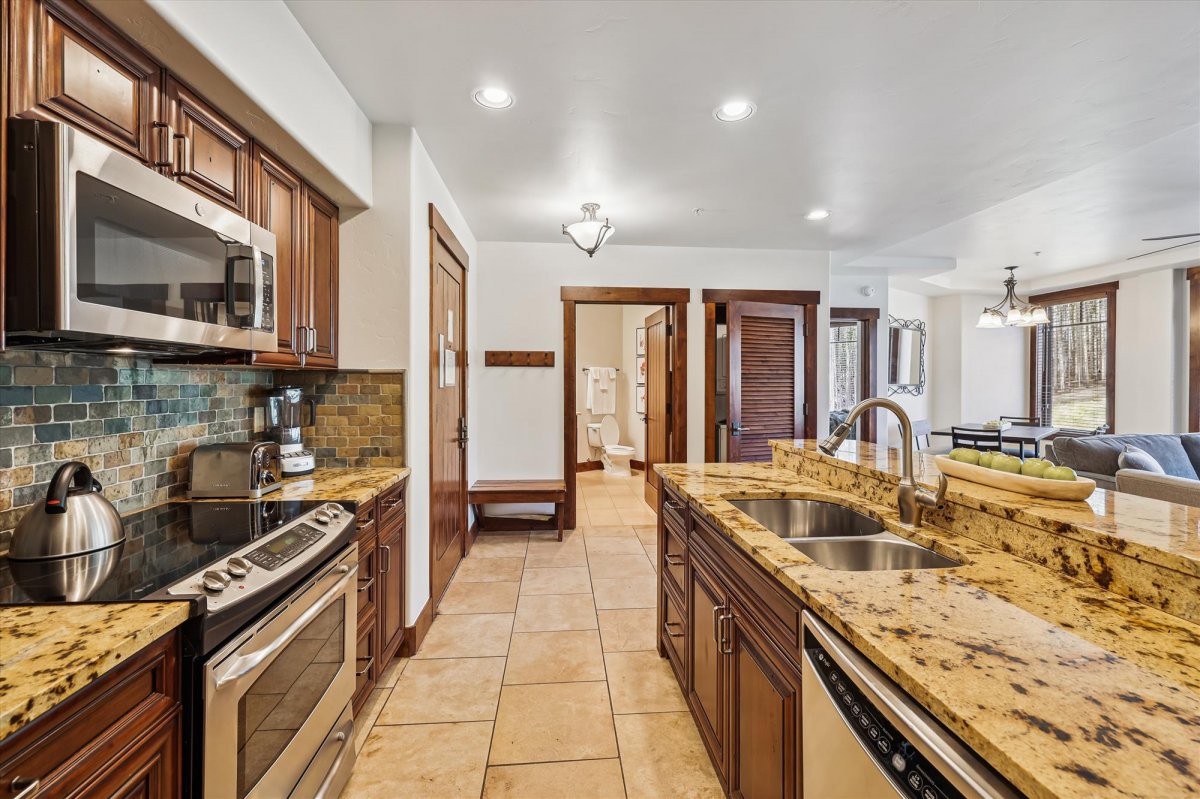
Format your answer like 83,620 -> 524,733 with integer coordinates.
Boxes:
714,100 -> 755,122
473,87 -> 513,110
805,209 -> 831,221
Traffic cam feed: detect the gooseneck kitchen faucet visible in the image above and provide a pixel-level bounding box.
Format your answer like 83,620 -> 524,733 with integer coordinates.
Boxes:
818,397 -> 948,527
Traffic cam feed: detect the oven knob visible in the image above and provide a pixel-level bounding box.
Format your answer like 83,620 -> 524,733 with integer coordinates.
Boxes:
327,505 -> 343,518
226,557 -> 253,578
314,511 -> 332,525
202,570 -> 231,592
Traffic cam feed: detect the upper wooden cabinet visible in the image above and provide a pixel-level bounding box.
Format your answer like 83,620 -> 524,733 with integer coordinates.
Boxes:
10,0 -> 163,163
303,184 -> 339,369
162,75 -> 250,215
251,143 -> 305,367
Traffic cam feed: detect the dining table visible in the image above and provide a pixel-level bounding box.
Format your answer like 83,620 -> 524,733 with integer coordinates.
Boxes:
929,422 -> 1060,452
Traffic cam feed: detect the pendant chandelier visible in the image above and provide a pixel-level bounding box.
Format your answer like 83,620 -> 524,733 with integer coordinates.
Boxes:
976,266 -> 1049,328
562,203 -> 614,257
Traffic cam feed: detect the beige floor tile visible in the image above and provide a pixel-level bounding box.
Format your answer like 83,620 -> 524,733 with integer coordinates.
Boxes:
585,494 -> 615,510
344,721 -> 493,799
584,525 -> 639,538
588,553 -> 655,580
643,544 -> 658,570
352,687 -> 391,754
575,510 -> 593,527
439,581 -> 521,614
483,759 -> 627,799
415,613 -> 514,659
587,508 -> 625,526
585,536 -> 646,555
378,656 -> 506,724
376,656 -> 408,688
618,508 -> 658,526
455,556 -> 526,583
634,526 -> 658,546
605,651 -> 688,714
592,576 -> 657,609
490,682 -> 618,765
521,566 -> 592,595
513,593 -> 598,632
471,534 -> 530,558
532,527 -> 582,543
597,608 -> 658,652
504,629 -> 606,684
609,492 -> 645,509
614,713 -> 724,799
524,539 -> 588,569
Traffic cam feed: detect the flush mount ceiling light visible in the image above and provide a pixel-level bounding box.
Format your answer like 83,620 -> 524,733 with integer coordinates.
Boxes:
714,100 -> 755,122
562,203 -> 614,257
473,87 -> 513,109
976,266 -> 1049,328
805,209 -> 831,221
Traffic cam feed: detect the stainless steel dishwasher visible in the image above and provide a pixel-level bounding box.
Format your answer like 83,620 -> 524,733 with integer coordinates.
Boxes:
801,612 -> 1021,799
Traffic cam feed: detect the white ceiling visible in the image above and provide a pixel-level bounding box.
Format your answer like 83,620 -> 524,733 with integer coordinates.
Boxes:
286,0 -> 1200,285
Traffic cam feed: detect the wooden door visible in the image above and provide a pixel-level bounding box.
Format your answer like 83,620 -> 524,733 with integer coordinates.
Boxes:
302,184 -> 339,368
430,239 -> 467,607
728,301 -> 805,462
11,0 -> 162,164
688,551 -> 729,784
250,144 -> 303,365
729,603 -> 802,799
644,306 -> 672,508
163,75 -> 249,215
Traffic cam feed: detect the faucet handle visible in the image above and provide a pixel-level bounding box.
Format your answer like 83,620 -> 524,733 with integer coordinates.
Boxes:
918,472 -> 948,509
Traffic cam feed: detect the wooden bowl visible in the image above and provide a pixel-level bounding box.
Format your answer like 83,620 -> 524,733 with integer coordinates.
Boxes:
933,455 -> 1096,501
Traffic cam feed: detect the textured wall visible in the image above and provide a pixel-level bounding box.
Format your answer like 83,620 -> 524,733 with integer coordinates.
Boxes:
278,370 -> 405,468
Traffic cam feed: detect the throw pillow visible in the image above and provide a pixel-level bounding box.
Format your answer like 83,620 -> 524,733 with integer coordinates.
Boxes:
1117,445 -> 1165,474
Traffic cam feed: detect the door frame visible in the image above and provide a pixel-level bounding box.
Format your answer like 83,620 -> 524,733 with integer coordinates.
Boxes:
702,289 -> 821,461
562,286 -> 690,530
829,307 -> 880,443
428,203 -> 470,599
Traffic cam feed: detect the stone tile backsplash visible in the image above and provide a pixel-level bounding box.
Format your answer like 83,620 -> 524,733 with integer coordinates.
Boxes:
0,351 -> 273,551
277,370 -> 405,469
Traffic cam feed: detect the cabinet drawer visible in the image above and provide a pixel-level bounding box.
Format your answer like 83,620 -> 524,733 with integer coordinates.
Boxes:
662,523 -> 687,598
662,487 -> 689,533
377,482 -> 406,529
662,584 -> 687,687
354,500 -> 377,540
353,613 -> 378,715
357,531 -> 379,621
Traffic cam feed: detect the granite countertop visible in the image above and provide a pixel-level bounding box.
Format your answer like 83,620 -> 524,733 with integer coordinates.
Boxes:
266,466 -> 410,505
657,456 -> 1200,799
0,602 -> 191,743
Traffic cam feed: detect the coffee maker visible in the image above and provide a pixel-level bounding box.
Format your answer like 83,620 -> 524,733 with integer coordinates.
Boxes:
267,386 -> 317,477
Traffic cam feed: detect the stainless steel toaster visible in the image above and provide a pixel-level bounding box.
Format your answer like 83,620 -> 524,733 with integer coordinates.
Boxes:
189,441 -> 282,498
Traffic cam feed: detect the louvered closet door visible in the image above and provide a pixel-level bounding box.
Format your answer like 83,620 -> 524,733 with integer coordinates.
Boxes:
728,301 -> 805,462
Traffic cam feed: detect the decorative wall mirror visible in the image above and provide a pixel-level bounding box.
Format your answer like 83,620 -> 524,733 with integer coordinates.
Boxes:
887,315 -> 926,396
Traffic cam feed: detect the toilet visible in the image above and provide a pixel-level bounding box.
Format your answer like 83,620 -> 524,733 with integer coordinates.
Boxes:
587,416 -> 635,476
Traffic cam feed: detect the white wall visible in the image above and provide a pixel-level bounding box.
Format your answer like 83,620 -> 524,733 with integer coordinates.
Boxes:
472,242 -> 833,482
575,305 -> 624,462
1114,268 -> 1182,433
621,305 -> 663,460
886,288 -> 934,445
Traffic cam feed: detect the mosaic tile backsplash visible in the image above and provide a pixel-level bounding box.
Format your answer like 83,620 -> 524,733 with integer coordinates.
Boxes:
281,370 -> 405,469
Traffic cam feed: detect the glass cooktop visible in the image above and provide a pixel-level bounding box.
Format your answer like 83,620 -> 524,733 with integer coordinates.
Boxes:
0,500 -> 330,605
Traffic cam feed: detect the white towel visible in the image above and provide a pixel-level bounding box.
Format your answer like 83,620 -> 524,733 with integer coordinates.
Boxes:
586,367 -> 617,415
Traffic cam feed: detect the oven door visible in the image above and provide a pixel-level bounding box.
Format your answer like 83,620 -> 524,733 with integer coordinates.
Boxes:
203,546 -> 357,799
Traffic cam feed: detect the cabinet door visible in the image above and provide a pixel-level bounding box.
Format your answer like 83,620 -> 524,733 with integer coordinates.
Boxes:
302,184 -> 339,368
688,552 -> 729,783
250,144 -> 304,365
353,612 -> 378,716
729,604 -> 802,799
72,709 -> 181,799
377,520 -> 404,668
163,75 -> 249,215
11,0 -> 162,163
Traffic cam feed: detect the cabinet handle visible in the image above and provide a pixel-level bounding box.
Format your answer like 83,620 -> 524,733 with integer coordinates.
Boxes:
380,545 -> 391,574
172,133 -> 192,177
663,621 -> 685,639
664,553 -> 684,566
308,326 -> 317,353
355,656 -> 374,678
153,122 -> 174,168
712,604 -> 723,643
10,778 -> 40,799
664,499 -> 685,512
719,610 -> 734,655
357,575 -> 376,593
384,496 -> 402,511
297,324 -> 308,354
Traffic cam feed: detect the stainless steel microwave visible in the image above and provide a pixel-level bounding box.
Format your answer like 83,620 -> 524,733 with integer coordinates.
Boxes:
5,119 -> 276,354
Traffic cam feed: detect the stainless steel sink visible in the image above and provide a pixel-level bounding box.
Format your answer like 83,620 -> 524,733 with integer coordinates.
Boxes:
789,537 -> 960,571
729,499 -> 884,539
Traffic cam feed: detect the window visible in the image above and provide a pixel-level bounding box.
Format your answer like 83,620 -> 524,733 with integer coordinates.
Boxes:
1030,283 -> 1117,433
829,322 -> 860,431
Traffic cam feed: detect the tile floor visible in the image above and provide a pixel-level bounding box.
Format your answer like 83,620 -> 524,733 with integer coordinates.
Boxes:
342,470 -> 723,799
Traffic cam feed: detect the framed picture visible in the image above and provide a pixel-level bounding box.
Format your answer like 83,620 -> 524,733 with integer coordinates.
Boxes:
636,385 -> 646,414
635,327 -> 646,356
636,356 -> 647,385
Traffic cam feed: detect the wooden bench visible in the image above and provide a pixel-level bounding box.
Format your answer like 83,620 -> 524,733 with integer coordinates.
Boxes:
468,479 -> 567,541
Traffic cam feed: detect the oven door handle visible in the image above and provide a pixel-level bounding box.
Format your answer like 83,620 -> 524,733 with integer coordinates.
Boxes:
215,564 -> 354,690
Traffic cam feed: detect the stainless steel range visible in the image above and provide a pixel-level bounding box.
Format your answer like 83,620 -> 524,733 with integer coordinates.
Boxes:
0,499 -> 359,799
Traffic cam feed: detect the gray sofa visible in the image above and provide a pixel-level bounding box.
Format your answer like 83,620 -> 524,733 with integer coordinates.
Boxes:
1046,433 -> 1200,505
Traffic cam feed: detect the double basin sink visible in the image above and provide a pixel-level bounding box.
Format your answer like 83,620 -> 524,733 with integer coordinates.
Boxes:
728,499 -> 960,571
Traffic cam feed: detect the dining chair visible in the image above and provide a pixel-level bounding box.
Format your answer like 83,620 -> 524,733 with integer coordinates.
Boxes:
950,426 -> 1003,452
999,416 -> 1040,457
912,419 -> 933,450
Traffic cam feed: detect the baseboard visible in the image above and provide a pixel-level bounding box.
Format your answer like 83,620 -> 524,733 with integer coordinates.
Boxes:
576,460 -> 603,473
400,597 -> 434,658
465,514 -> 479,555
631,459 -> 646,471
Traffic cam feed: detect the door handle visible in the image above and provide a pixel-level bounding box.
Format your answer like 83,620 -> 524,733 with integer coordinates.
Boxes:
730,423 -> 750,436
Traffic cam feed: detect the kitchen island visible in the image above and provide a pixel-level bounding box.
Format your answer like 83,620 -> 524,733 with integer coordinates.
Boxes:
657,440 -> 1199,799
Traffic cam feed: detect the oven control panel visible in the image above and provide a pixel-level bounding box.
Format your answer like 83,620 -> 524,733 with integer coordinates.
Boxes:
244,524 -> 325,570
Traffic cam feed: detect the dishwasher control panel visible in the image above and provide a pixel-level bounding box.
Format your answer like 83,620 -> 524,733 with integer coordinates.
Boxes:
808,638 -> 962,799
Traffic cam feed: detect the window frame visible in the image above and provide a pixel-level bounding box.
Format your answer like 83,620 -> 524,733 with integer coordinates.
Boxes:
830,307 -> 880,442
1027,281 -> 1119,434
1188,267 -> 1200,432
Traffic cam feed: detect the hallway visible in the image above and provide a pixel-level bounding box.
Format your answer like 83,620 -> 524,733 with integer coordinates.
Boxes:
342,470 -> 723,798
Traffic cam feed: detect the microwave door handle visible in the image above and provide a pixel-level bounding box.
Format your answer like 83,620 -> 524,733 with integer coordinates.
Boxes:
249,245 -> 264,330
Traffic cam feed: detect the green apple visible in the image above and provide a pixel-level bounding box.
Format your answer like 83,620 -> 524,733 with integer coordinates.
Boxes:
1043,466 -> 1077,481
954,448 -> 981,465
991,455 -> 1022,474
1020,460 -> 1050,478
978,452 -> 996,469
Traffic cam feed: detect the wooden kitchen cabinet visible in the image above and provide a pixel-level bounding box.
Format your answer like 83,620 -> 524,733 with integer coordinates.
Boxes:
350,479 -> 406,713
162,74 -> 250,215
689,549 -> 731,788
0,630 -> 182,799
376,481 -> 406,669
250,143 -> 306,367
9,0 -> 163,164
302,184 -> 340,369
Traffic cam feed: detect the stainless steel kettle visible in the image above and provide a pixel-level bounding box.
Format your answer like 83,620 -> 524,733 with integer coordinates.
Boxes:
9,462 -> 126,559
